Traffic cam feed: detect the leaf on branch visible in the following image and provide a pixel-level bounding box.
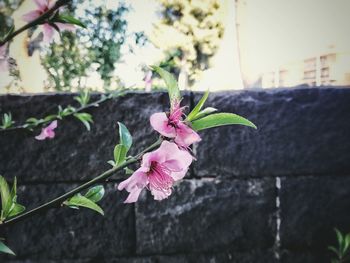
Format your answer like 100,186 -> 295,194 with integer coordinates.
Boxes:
117,122 -> 132,152
74,90 -> 90,107
64,194 -> 104,216
187,90 -> 209,121
0,113 -> 15,129
57,14 -> 87,28
74,112 -> 93,131
151,66 -> 180,108
0,241 -> 15,256
0,176 -> 25,221
84,185 -> 105,203
191,113 -> 257,131
114,144 -> 127,166
191,107 -> 218,121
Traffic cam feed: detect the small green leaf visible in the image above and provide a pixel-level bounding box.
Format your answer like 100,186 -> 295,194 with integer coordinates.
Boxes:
117,122 -> 132,151
151,66 -> 180,107
74,90 -> 90,107
191,113 -> 257,131
191,107 -> 217,121
328,246 -> 341,258
187,90 -> 209,121
84,185 -> 105,203
65,194 -> 104,216
1,113 -> 15,129
124,167 -> 134,175
44,115 -> 57,122
114,144 -> 127,166
1,26 -> 15,41
7,203 -> 25,218
0,176 -> 11,216
0,241 -> 15,256
335,228 -> 344,247
107,160 -> 116,167
57,14 -> 86,28
74,112 -> 93,131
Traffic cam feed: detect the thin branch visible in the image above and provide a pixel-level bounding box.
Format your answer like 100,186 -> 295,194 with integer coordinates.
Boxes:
0,91 -> 123,133
0,138 -> 162,227
0,0 -> 72,46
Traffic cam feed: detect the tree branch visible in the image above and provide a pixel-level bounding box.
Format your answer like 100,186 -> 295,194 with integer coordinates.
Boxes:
0,138 -> 162,227
0,0 -> 72,46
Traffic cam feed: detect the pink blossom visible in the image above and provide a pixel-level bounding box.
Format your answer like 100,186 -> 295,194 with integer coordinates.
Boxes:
118,141 -> 193,203
0,44 -> 8,72
22,0 -> 75,43
150,102 -> 201,147
144,71 -> 152,91
35,120 -> 57,140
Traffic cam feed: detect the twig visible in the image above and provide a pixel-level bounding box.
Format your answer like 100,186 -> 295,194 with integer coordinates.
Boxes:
0,0 -> 72,46
0,138 -> 162,227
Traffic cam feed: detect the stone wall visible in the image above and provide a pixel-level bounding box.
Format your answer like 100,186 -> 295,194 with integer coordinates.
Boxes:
0,88 -> 349,262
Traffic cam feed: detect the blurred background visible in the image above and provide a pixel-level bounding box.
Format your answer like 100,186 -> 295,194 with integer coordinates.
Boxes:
0,0 -> 349,93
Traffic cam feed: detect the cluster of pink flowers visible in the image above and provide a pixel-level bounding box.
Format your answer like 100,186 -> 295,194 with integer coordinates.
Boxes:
23,0 -> 75,43
118,101 -> 201,203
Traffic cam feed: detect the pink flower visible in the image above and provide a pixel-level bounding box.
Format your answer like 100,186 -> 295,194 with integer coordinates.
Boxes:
22,0 -> 75,43
150,102 -> 201,147
118,141 -> 193,203
0,44 -> 8,72
35,120 -> 57,140
144,71 -> 152,91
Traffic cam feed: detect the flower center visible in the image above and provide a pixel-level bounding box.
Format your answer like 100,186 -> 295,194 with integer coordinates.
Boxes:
148,162 -> 174,193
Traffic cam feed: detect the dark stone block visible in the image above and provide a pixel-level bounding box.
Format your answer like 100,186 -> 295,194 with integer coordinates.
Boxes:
0,183 -> 134,260
135,178 -> 276,254
193,88 -> 350,177
279,249 -> 333,263
280,176 -> 350,251
0,92 -> 190,182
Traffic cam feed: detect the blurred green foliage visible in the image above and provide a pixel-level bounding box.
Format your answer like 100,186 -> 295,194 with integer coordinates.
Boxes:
152,0 -> 224,86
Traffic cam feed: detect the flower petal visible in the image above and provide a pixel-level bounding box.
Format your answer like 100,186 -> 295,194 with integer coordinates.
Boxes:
118,169 -> 148,192
42,24 -> 55,43
124,187 -> 143,203
35,129 -> 48,140
22,10 -> 41,22
47,120 -> 57,130
150,112 -> 176,138
34,0 -> 49,10
175,123 -> 201,147
0,60 -> 8,72
55,22 -> 76,32
150,187 -> 172,201
155,141 -> 193,181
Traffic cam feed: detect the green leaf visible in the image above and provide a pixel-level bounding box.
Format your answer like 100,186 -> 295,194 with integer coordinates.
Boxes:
0,241 -> 15,256
187,90 -> 209,121
335,228 -> 344,247
191,113 -> 257,131
0,176 -> 11,215
124,167 -> 134,175
114,144 -> 127,165
107,160 -> 116,167
329,246 -> 341,258
117,122 -> 132,151
57,14 -> 86,28
1,25 -> 15,41
84,185 -> 105,203
74,112 -> 93,131
152,66 -> 180,107
65,194 -> 104,216
191,107 -> 217,121
7,203 -> 25,218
